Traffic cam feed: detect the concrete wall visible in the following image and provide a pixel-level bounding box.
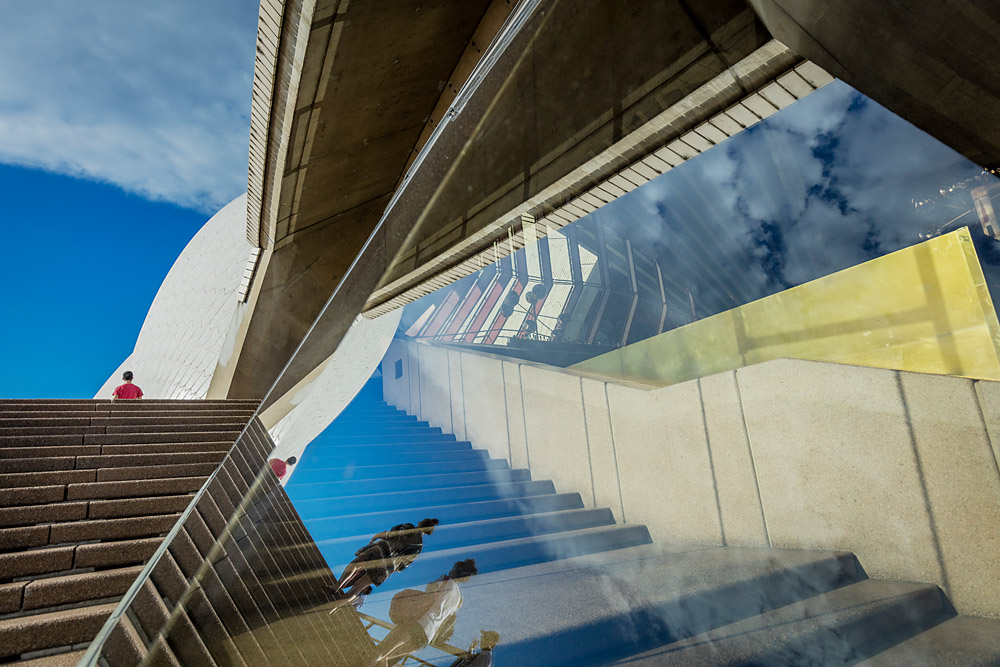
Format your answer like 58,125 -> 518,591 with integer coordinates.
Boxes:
382,340 -> 1000,618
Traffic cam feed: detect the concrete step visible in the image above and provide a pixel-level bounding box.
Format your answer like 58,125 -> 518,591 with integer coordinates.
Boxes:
0,513 -> 179,550
0,485 -> 65,508
0,451 -> 224,473
66,476 -> 206,501
290,479 -> 557,516
310,419 -> 428,435
313,507 -> 617,566
286,468 -> 531,499
302,492 -> 586,541
97,441 -> 234,455
344,524 -> 653,594
0,421 -> 248,435
398,543 -> 866,666
290,457 -> 507,484
0,431 -> 240,447
317,429 -> 449,444
19,650 -> 85,666
617,579 -> 952,666
857,614 -> 1000,666
295,447 -> 489,469
0,445 -> 102,459
329,413 -> 417,425
82,431 -> 241,445
93,462 -> 218,481
0,601 -> 118,660
301,440 -> 474,460
0,416 -> 245,430
0,565 -> 143,614
2,470 -> 97,488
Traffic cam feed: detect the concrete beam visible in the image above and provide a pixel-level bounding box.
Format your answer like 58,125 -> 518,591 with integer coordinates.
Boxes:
747,0 -> 1000,167
229,0 -> 497,401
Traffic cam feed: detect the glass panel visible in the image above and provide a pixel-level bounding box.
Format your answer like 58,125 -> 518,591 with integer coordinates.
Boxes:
400,80 -> 1000,377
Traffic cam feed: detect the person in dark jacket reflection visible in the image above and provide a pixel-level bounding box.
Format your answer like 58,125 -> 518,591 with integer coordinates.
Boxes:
326,518 -> 440,607
448,630 -> 500,667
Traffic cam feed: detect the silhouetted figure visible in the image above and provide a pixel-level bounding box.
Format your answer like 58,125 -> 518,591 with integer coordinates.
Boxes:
448,630 -> 500,667
368,559 -> 478,667
112,371 -> 143,400
268,456 -> 297,480
327,518 -> 440,607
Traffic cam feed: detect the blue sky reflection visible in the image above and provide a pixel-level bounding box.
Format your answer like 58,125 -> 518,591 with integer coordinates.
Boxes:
400,80 -> 1000,363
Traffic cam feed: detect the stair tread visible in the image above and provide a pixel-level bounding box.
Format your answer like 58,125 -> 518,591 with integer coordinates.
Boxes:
0,601 -> 118,659
364,543 -> 862,666
858,614 -> 1000,666
617,578 -> 950,666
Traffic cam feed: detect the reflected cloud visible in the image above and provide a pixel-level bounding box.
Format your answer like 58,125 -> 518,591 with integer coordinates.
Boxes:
400,81 -> 1000,367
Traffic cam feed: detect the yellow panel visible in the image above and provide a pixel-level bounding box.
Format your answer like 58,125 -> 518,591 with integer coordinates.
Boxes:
572,228 -> 1000,386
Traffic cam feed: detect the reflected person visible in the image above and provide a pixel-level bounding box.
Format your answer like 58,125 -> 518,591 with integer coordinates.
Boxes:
368,559 -> 478,667
448,630 -> 500,667
326,518 -> 440,607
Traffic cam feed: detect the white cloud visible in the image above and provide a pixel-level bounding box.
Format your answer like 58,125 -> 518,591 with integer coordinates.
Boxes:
0,1 -> 258,213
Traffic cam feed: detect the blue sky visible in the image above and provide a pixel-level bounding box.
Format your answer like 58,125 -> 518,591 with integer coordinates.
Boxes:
0,1 -> 259,397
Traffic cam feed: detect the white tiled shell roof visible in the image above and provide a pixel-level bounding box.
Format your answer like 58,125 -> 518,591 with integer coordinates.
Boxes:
268,309 -> 401,470
96,194 -> 252,399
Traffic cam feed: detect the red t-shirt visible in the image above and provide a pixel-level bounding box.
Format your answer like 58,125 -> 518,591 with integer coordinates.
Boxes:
269,459 -> 287,479
113,383 -> 143,399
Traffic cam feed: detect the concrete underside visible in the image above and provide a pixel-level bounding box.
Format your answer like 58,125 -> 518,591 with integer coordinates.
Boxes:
232,0 -> 778,403
748,0 -> 1000,168
230,0 -> 495,402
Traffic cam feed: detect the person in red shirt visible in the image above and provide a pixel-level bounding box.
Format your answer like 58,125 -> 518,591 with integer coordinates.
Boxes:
112,371 -> 143,400
268,456 -> 297,480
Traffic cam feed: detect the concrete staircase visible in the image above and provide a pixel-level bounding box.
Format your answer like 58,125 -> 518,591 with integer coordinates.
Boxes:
287,394 -> 1000,666
0,398 -> 257,665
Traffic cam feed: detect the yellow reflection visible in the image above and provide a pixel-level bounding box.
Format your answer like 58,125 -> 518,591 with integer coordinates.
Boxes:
572,228 -> 1000,385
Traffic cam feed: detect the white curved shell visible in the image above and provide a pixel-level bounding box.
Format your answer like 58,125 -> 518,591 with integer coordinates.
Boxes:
267,310 -> 402,472
96,194 -> 252,399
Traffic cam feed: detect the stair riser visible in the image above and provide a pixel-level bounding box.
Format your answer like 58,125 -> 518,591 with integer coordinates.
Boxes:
295,449 -> 488,469
316,434 -> 456,447
725,588 -> 952,666
315,508 -> 617,565
303,441 -> 474,458
291,458 -> 508,483
302,493 -> 586,541
292,480 -> 557,515
0,414 -> 255,427
351,525 -> 654,593
287,469 -> 531,498
0,452 -> 225,473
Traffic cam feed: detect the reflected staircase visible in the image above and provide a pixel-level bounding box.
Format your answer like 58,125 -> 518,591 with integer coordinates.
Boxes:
288,393 -> 1000,666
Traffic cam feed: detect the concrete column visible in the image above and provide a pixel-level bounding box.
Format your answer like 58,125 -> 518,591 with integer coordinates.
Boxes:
580,378 -> 624,522
519,366 -> 594,506
502,361 -> 530,471
381,339 -> 412,412
700,371 -> 768,547
606,380 -> 724,545
460,352 -> 511,464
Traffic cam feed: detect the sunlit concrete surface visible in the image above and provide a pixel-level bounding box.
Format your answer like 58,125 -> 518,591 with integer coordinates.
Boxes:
383,339 -> 1000,618
96,194 -> 252,399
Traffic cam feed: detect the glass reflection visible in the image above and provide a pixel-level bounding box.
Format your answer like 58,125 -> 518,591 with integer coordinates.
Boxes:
398,80 -> 1000,367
